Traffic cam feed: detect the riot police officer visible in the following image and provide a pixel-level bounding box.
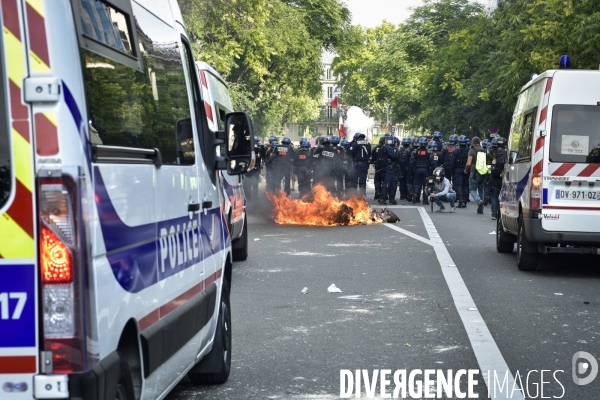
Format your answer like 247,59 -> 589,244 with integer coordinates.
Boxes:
341,139 -> 352,195
428,140 -> 442,167
294,140 -> 312,196
312,136 -> 337,192
451,135 -> 470,207
489,136 -> 507,220
378,134 -> 400,205
276,137 -> 295,195
265,141 -> 281,193
245,135 -> 265,199
398,137 -> 412,200
410,137 -> 435,204
372,137 -> 386,199
442,135 -> 458,186
431,131 -> 444,152
348,132 -> 372,197
406,137 -> 420,201
330,136 -> 345,197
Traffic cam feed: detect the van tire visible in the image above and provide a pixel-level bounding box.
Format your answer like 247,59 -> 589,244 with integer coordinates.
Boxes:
517,216 -> 538,271
188,280 -> 231,385
496,217 -> 515,253
232,217 -> 248,261
115,352 -> 135,400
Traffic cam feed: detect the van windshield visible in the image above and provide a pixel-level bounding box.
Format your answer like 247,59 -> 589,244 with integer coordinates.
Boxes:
549,105 -> 600,164
0,38 -> 11,209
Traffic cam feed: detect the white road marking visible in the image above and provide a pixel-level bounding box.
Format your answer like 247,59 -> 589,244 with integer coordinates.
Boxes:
382,206 -> 524,400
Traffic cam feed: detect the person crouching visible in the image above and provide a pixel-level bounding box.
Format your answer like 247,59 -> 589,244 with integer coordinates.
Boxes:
428,167 -> 457,213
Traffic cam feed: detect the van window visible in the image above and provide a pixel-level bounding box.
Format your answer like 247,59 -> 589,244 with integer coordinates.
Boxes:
80,4 -> 192,165
549,105 -> 600,164
0,37 -> 11,209
78,0 -> 133,55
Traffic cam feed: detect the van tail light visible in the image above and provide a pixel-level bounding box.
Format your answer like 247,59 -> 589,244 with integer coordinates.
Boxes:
531,174 -> 542,209
38,173 -> 88,374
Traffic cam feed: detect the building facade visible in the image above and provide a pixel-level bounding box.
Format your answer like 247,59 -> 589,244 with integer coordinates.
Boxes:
286,51 -> 341,142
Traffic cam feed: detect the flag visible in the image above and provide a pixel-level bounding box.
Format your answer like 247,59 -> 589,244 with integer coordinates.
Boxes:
331,86 -> 339,108
339,112 -> 345,137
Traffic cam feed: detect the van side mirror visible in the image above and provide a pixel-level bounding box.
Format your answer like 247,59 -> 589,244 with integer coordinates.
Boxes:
215,112 -> 254,175
509,150 -> 517,164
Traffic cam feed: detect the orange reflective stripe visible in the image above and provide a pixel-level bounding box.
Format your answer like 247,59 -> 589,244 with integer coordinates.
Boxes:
0,0 -> 36,260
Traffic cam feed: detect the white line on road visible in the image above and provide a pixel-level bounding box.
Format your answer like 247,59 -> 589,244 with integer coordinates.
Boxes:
382,206 -> 524,400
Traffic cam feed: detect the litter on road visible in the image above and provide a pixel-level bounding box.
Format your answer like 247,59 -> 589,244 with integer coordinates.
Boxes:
254,238 -> 260,241
301,287 -> 308,294
327,284 -> 342,293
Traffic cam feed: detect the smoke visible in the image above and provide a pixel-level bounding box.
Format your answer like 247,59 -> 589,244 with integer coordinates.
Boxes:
344,106 -> 375,139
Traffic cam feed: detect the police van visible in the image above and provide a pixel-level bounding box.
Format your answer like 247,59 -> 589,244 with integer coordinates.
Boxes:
497,63 -> 600,271
195,61 -> 248,261
0,0 -> 254,399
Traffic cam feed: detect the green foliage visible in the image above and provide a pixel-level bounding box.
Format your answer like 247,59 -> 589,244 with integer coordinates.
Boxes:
334,0 -> 600,140
178,0 -> 349,136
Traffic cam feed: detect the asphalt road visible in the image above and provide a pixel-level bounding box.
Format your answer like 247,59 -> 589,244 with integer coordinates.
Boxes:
166,191 -> 600,400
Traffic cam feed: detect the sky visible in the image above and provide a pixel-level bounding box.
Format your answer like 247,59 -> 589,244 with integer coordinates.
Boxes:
344,0 -> 489,27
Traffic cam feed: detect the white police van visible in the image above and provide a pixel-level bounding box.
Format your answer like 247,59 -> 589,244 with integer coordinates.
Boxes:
497,63 -> 600,270
0,0 -> 253,399
195,61 -> 248,261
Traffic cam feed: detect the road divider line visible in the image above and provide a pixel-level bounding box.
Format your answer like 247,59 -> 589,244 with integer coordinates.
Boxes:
382,207 -> 524,400
382,223 -> 432,246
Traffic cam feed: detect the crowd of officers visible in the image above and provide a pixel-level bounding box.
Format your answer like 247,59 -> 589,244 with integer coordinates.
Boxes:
245,131 -> 507,218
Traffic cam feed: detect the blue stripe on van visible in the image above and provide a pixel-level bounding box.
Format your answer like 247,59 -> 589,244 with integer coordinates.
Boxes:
543,188 -> 548,205
63,81 -> 92,173
63,81 -> 230,293
94,168 -> 228,292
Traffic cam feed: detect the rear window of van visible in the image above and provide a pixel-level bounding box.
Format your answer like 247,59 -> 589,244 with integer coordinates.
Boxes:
549,105 -> 600,164
0,38 -> 11,209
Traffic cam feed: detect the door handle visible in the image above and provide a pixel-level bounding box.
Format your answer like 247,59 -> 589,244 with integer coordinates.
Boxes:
188,202 -> 200,213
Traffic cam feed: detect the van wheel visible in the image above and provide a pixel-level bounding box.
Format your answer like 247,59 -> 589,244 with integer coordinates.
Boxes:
188,280 -> 231,385
115,352 -> 135,400
496,217 -> 515,253
232,217 -> 248,261
517,216 -> 538,271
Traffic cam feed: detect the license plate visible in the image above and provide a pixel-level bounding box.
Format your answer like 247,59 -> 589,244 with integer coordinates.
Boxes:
555,189 -> 600,201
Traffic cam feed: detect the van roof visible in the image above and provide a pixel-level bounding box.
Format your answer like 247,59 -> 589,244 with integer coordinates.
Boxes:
520,69 -> 600,93
196,61 -> 228,88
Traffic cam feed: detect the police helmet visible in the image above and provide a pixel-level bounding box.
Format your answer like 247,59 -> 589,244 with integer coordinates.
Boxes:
419,137 -> 428,147
433,166 -> 445,182
402,137 -> 411,147
253,135 -> 259,142
299,137 -> 308,143
341,139 -> 349,146
482,139 -> 490,149
302,140 -> 311,148
393,136 -> 400,147
433,131 -> 443,140
427,140 -> 436,149
271,141 -> 280,148
378,137 -> 385,144
448,134 -> 458,145
331,136 -> 340,144
495,136 -> 506,147
269,135 -> 278,143
281,137 -> 291,145
458,135 -> 468,146
321,136 -> 331,146
354,132 -> 365,140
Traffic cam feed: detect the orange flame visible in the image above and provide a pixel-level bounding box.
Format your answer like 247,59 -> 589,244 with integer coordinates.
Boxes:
266,184 -> 383,226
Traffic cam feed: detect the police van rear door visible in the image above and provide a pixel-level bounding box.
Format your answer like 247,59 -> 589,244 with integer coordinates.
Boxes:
0,0 -> 39,393
542,71 -> 600,233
